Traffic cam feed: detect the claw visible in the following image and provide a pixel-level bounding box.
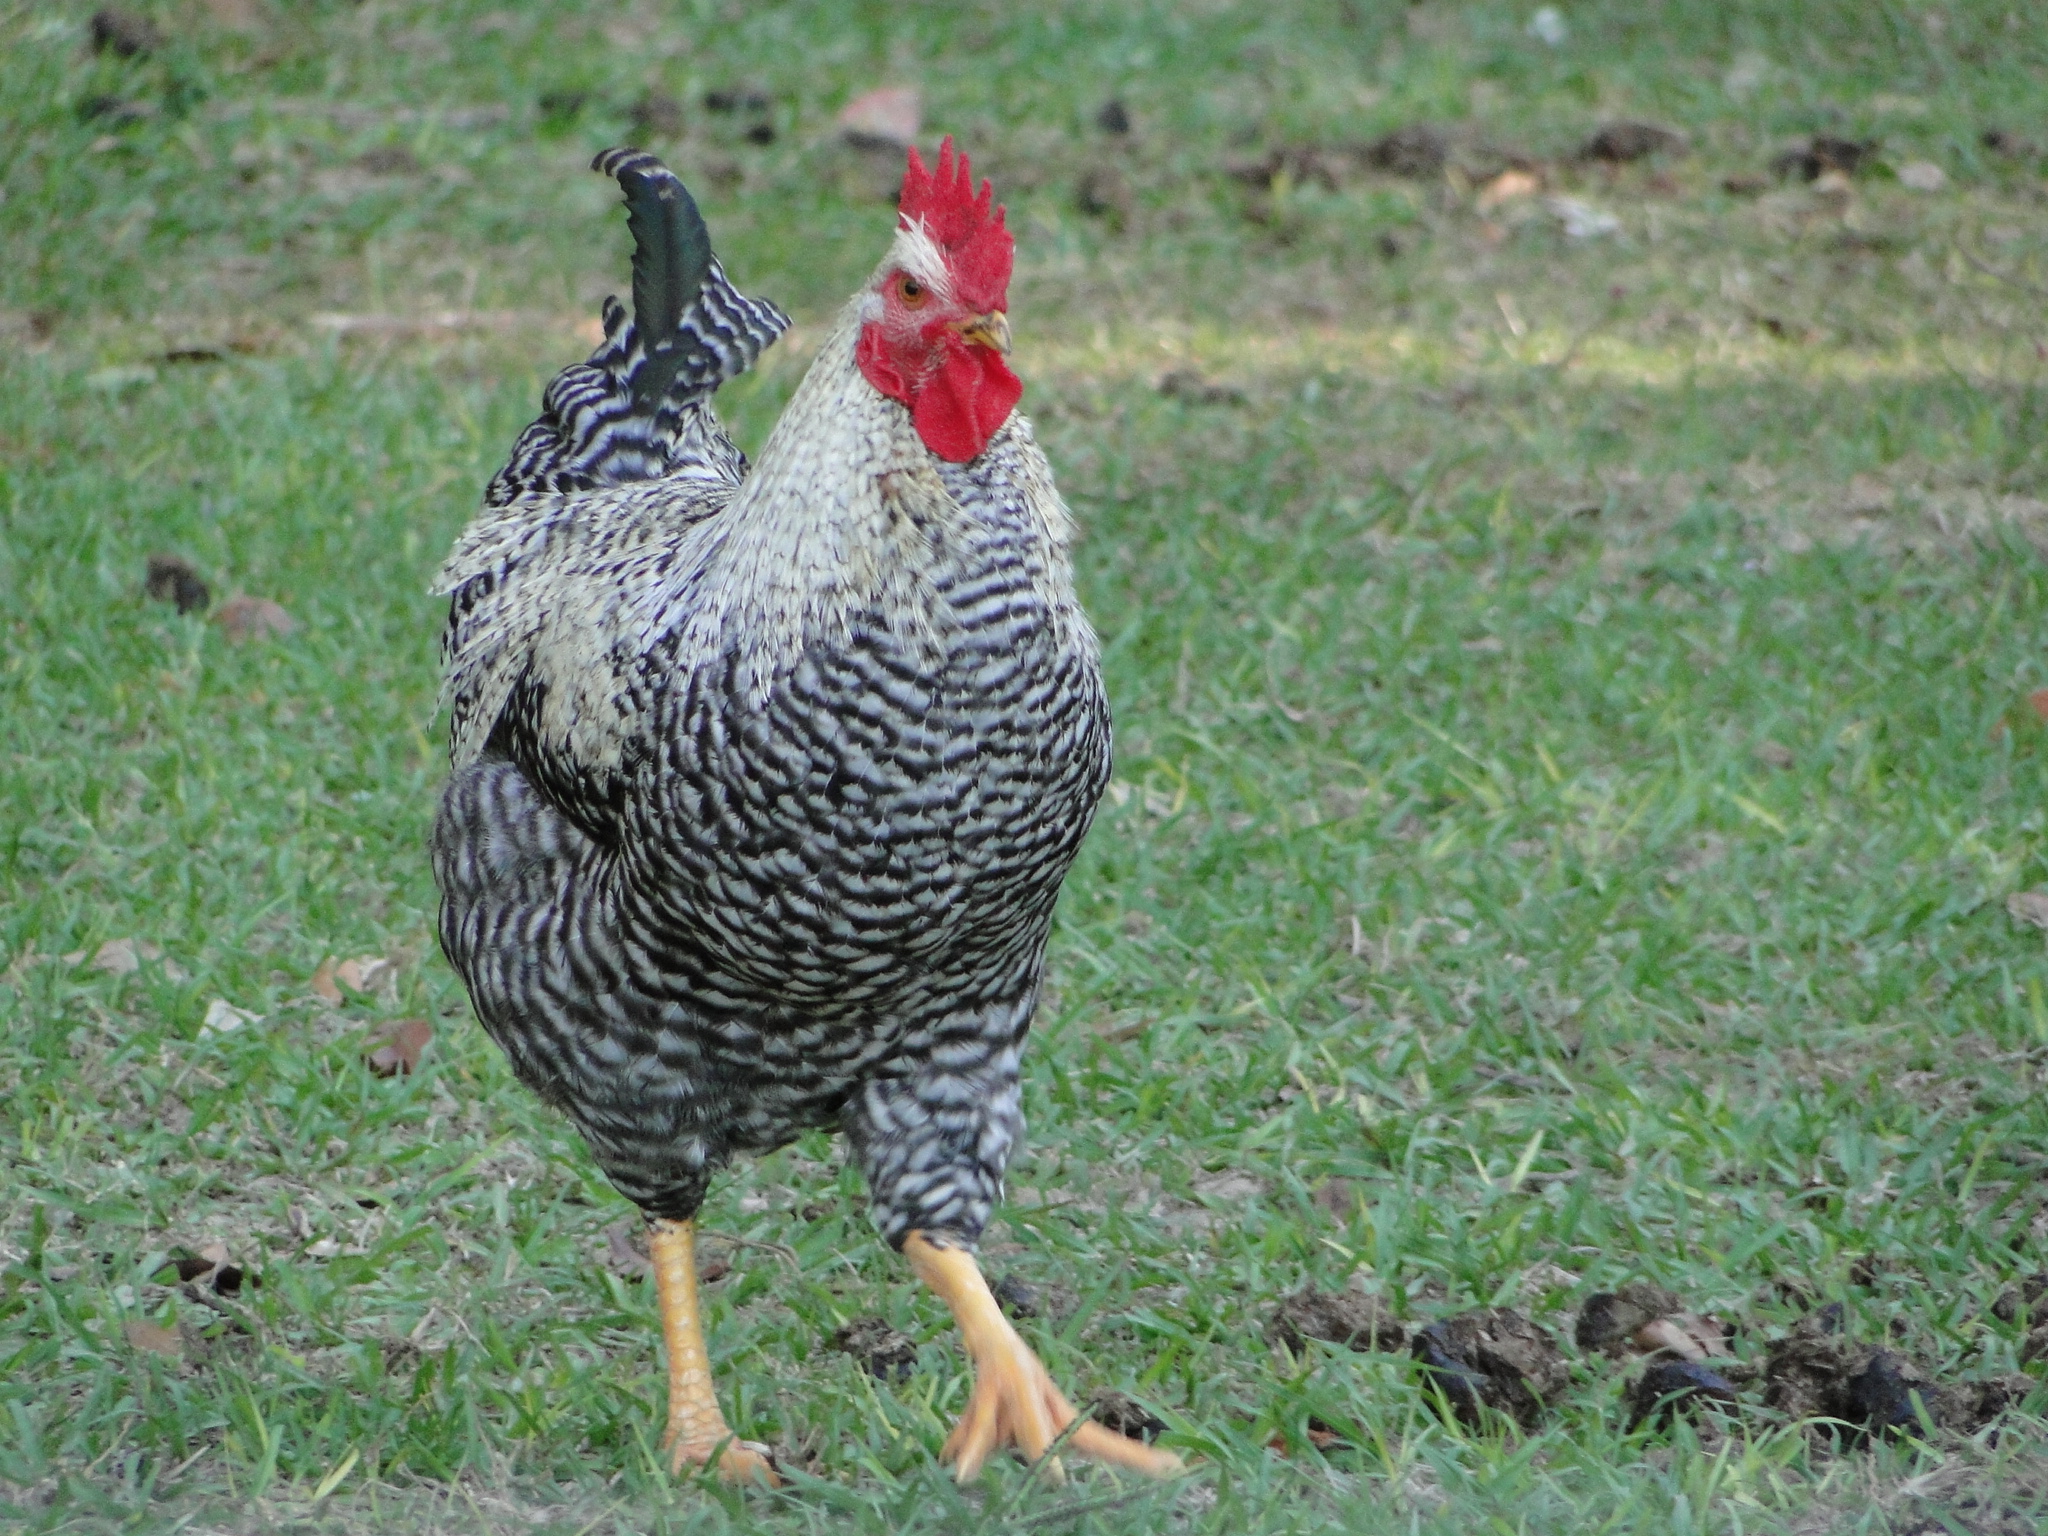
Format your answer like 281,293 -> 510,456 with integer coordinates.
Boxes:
905,1231 -> 1184,1483
668,1433 -> 781,1486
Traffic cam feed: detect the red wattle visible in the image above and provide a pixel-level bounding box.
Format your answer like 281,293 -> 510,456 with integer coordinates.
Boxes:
910,346 -> 1022,464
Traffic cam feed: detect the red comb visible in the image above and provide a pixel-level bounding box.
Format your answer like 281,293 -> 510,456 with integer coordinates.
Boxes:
898,136 -> 1013,313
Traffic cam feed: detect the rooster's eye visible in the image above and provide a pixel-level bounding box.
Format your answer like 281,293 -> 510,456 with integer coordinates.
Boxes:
896,275 -> 927,306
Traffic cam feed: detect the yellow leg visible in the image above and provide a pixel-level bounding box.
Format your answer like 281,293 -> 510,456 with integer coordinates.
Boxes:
649,1217 -> 779,1485
904,1230 -> 1184,1483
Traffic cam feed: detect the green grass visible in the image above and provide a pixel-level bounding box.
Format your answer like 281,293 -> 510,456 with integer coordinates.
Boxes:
7,1 -> 2048,1531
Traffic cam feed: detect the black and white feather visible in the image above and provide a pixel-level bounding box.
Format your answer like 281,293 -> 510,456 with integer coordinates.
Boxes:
433,181 -> 1106,1255
485,148 -> 789,508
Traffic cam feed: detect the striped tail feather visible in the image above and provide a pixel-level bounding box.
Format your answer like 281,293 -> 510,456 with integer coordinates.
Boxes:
484,148 -> 790,507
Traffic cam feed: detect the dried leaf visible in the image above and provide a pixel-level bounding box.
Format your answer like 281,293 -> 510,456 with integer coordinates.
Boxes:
1476,168 -> 1540,212
310,957 -> 342,1005
336,955 -> 397,997
201,998 -> 260,1035
306,1237 -> 341,1259
365,1018 -> 432,1077
1896,160 -> 1947,192
213,594 -> 298,643
604,1220 -> 654,1279
2029,688 -> 2048,723
125,1319 -> 183,1358
288,1205 -> 314,1240
837,86 -> 920,150
2008,891 -> 2048,932
1634,1316 -> 1708,1362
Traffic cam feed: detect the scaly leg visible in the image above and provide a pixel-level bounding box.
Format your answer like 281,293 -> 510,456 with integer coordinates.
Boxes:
648,1217 -> 779,1485
904,1230 -> 1183,1483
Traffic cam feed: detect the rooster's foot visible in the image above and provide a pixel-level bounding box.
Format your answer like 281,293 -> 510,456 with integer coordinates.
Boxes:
903,1230 -> 1183,1483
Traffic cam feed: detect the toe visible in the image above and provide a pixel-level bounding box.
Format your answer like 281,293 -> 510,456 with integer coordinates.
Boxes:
1068,1420 -> 1184,1478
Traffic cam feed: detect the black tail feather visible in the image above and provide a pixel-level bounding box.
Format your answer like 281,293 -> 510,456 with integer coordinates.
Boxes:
483,148 -> 789,507
593,147 -> 716,411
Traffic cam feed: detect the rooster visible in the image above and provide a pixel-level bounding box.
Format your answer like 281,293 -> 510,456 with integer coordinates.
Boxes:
431,142 -> 1180,1485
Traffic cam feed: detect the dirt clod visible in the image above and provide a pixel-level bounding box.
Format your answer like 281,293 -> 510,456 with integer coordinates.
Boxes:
830,1317 -> 916,1381
1086,1388 -> 1166,1442
1773,135 -> 1877,182
1581,121 -> 1686,164
1576,1282 -> 1682,1357
630,90 -> 684,141
1158,369 -> 1244,407
991,1273 -> 1040,1318
1363,124 -> 1448,179
145,555 -> 211,615
1076,166 -> 1133,227
1266,1284 -> 1405,1354
91,8 -> 163,57
1627,1359 -> 1738,1430
1411,1309 -> 1567,1431
1991,1272 -> 2048,1323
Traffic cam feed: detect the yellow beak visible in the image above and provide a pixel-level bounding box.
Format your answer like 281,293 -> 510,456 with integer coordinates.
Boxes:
953,311 -> 1011,355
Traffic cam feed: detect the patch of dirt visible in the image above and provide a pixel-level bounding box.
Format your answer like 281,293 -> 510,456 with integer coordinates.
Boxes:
1772,135 -> 1878,182
145,554 -> 211,615
1580,122 -> 1686,164
829,1317 -> 916,1381
1411,1308 -> 1568,1431
1362,124 -> 1449,179
1266,1284 -> 1406,1354
1761,1305 -> 2031,1442
1085,1388 -> 1166,1442
1627,1359 -> 1739,1431
1576,1282 -> 1682,1356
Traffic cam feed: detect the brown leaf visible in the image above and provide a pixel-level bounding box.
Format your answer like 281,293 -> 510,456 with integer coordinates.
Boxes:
365,1018 -> 432,1077
2029,689 -> 2048,723
213,595 -> 298,643
310,957 -> 342,1005
2008,891 -> 2048,933
837,87 -> 920,151
336,955 -> 397,997
1476,168 -> 1540,211
1634,1316 -> 1708,1362
125,1319 -> 183,1358
604,1221 -> 653,1278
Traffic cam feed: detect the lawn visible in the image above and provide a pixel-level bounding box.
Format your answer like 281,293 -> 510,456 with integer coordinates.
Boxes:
6,1 -> 2048,1531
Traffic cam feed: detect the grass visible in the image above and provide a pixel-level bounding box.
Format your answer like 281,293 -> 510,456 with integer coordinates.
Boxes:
7,0 -> 2048,1530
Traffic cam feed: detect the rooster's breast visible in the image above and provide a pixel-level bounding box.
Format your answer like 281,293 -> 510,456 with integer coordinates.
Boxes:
632,576 -> 1109,1015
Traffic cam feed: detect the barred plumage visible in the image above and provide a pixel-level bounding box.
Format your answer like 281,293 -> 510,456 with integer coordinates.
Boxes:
428,143 -> 1183,1485
484,149 -> 789,508
432,154 -> 1106,1248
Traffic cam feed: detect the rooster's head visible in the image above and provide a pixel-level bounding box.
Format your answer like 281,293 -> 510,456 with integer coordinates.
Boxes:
856,138 -> 1021,465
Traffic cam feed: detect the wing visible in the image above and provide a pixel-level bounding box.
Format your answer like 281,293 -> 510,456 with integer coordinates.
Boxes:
440,150 -> 784,829
485,148 -> 790,506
